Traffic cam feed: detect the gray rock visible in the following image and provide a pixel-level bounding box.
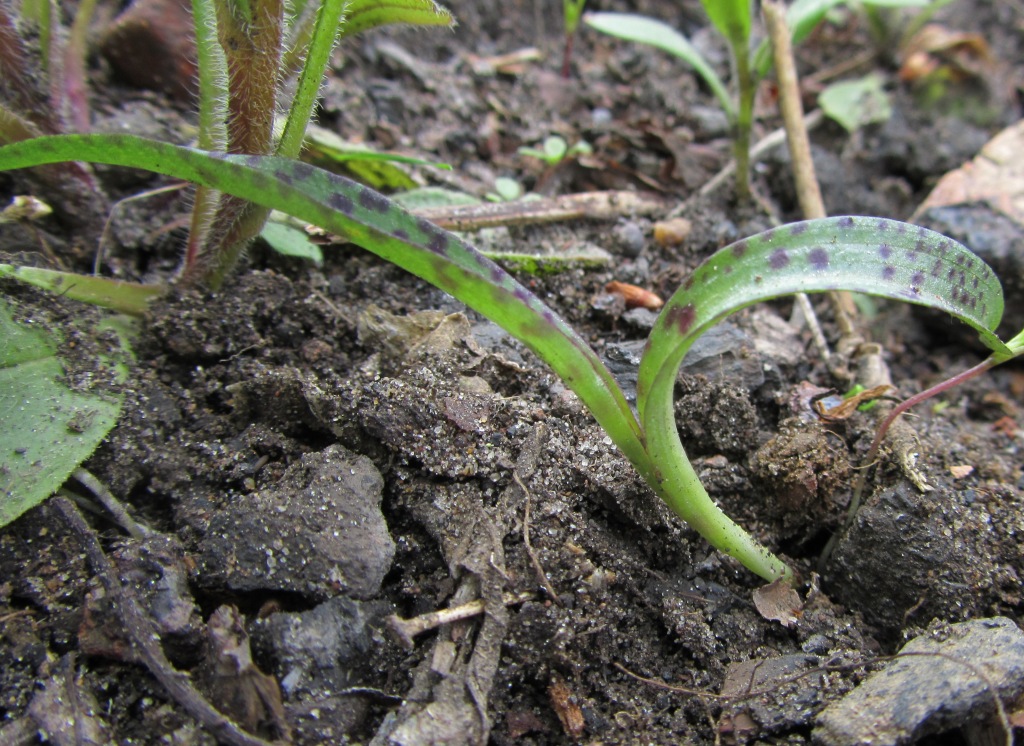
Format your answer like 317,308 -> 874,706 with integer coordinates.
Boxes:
252,596 -> 389,697
815,617 -> 1024,745
198,445 -> 394,600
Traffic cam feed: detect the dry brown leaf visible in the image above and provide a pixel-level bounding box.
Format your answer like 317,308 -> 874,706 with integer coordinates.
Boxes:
752,578 -> 803,628
912,120 -> 1024,225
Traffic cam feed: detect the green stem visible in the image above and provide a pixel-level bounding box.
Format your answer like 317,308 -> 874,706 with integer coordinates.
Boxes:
641,327 -> 790,581
732,37 -> 754,201
643,377 -> 791,582
277,0 -> 346,158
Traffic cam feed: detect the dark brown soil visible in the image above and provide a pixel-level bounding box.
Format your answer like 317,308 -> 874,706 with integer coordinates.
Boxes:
2,1 -> 1023,744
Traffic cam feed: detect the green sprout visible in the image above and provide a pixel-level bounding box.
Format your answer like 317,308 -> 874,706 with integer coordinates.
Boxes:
561,0 -> 586,77
518,135 -> 593,167
3,133 -> 1022,582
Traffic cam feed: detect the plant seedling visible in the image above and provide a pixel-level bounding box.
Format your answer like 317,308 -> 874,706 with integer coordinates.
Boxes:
584,0 -> 939,199
518,135 -> 593,167
2,133 -> 1021,583
561,0 -> 586,78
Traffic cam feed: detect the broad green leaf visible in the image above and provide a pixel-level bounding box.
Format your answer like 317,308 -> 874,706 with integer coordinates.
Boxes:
700,0 -> 750,45
0,295 -> 131,527
637,216 -> 1009,424
0,264 -> 163,315
819,73 -> 892,132
584,12 -> 734,119
339,0 -> 454,40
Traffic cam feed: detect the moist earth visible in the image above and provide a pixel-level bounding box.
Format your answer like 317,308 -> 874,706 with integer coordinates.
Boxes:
1,0 -> 1023,744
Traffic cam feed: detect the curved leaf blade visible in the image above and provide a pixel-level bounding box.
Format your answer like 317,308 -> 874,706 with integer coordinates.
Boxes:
0,134 -> 645,464
638,216 -> 1008,419
583,12 -> 733,119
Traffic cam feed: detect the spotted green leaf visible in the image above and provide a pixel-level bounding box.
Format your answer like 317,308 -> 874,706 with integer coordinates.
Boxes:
638,216 -> 1009,425
0,134 -> 646,468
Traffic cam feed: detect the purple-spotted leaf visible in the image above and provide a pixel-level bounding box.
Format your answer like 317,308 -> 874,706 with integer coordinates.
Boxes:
637,216 -> 1008,423
0,133 -> 645,467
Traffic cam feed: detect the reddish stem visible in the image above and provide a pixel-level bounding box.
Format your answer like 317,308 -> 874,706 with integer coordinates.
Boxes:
561,32 -> 575,79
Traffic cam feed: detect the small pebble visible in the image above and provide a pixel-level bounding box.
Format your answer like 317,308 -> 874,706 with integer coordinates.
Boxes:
613,221 -> 646,257
653,217 -> 693,248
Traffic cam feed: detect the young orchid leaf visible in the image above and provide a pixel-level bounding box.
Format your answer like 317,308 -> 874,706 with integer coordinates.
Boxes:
639,216 -> 1008,418
583,13 -> 733,119
634,216 -> 1009,580
700,0 -> 750,46
0,134 -> 1013,583
0,133 -> 647,467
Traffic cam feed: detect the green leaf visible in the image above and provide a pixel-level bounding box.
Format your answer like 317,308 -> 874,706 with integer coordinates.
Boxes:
819,73 -> 892,132
277,0 -> 346,159
584,12 -> 734,119
637,215 -> 1009,424
0,295 -> 131,527
0,134 -> 646,468
260,213 -> 323,264
0,264 -> 164,315
339,0 -> 454,39
301,125 -> 432,190
700,0 -> 750,45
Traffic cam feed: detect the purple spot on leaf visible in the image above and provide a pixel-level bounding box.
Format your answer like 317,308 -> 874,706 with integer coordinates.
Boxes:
769,249 -> 790,270
684,276 -> 695,291
789,222 -> 808,236
879,243 -> 892,259
876,218 -> 889,231
731,240 -> 749,258
359,188 -> 391,213
392,228 -> 410,241
274,168 -> 295,186
809,248 -> 829,270
668,304 -> 696,335
838,216 -> 855,228
911,271 -> 925,288
882,265 -> 896,281
328,192 -> 354,214
972,277 -> 979,289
